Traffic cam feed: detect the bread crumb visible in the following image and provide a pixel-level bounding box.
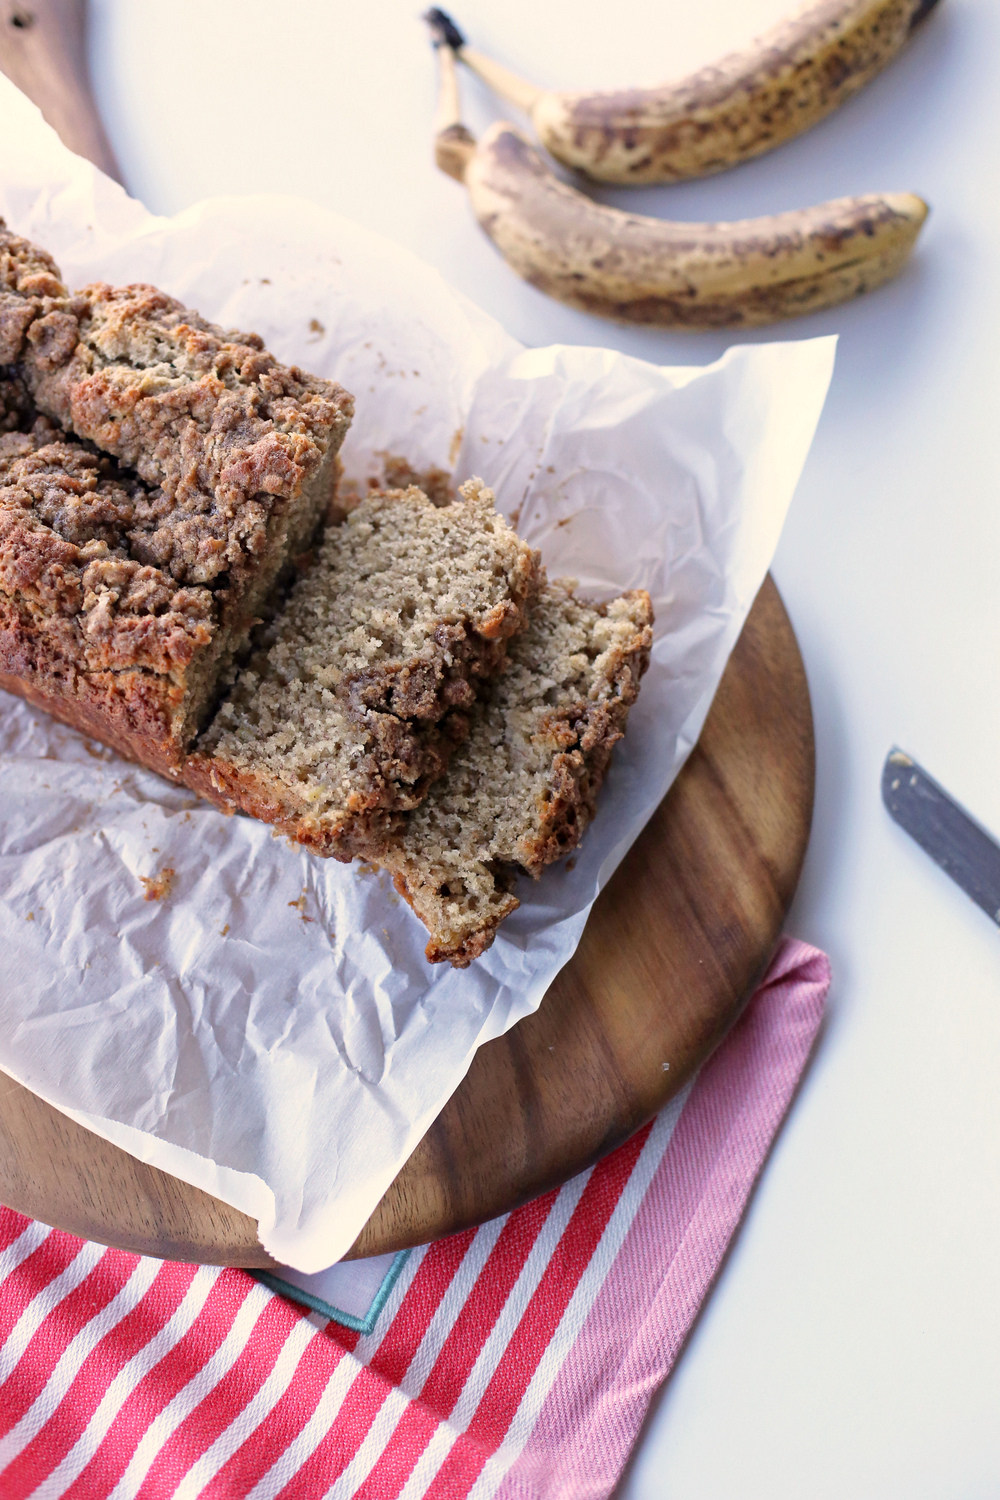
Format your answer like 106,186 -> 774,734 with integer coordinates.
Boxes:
308,317 -> 325,338
220,923 -> 230,936
25,911 -> 34,921
140,867 -> 175,902
373,454 -> 455,507
287,894 -> 313,923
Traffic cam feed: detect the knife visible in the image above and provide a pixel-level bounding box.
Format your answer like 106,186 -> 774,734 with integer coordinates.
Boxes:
881,749 -> 1000,926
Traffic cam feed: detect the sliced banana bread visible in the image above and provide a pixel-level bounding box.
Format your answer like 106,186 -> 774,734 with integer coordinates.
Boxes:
0,366 -> 347,774
0,377 -> 219,771
184,480 -> 542,858
379,580 -> 653,965
0,221 -> 355,771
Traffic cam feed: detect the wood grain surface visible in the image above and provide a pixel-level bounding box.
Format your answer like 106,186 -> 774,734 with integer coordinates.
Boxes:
0,576 -> 814,1265
0,0 -> 121,181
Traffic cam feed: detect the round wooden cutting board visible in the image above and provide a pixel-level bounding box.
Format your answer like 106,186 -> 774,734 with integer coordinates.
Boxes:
0,576 -> 813,1265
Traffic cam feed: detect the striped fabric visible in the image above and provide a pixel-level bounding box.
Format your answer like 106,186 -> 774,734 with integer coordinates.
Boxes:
0,938 -> 829,1499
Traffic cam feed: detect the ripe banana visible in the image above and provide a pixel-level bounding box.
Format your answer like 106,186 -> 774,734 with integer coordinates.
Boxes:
430,44 -> 928,330
427,0 -> 940,185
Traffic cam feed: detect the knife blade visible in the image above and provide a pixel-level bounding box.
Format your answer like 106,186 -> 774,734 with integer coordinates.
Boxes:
881,749 -> 1000,926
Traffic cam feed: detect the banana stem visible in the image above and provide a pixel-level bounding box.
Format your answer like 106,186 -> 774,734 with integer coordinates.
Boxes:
458,44 -> 544,115
433,31 -> 463,134
424,8 -> 543,115
433,41 -> 476,182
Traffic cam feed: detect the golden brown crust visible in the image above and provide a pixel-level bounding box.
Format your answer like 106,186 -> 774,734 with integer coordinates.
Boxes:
0,387 -> 223,766
0,399 -> 224,769
182,753 -> 405,862
183,699 -> 466,859
1,227 -> 354,591
19,280 -> 354,513
518,601 -> 652,872
0,223 -> 68,364
0,628 -> 187,782
390,867 -> 520,967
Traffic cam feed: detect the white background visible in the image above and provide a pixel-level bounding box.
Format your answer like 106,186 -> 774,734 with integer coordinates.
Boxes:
79,0 -> 1000,1494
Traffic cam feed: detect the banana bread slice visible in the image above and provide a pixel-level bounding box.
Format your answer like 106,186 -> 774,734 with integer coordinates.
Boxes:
184,480 -> 542,858
379,580 -> 653,965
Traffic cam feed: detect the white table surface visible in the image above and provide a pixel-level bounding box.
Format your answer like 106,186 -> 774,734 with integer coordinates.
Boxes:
84,0 -> 1000,1494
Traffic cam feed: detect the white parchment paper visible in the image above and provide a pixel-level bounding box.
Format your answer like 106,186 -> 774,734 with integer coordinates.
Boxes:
0,79 -> 835,1270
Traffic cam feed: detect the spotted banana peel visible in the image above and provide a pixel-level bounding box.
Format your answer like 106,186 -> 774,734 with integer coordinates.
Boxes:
429,36 -> 928,330
428,0 -> 941,185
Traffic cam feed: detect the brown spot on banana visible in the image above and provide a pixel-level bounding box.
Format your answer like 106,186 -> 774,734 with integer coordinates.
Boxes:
455,123 -> 928,329
453,0 -> 941,185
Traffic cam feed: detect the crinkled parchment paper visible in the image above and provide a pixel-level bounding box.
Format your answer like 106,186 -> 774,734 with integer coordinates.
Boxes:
0,80 -> 835,1270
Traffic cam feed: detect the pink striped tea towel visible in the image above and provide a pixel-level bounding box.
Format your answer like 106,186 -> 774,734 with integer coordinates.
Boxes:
0,937 -> 829,1499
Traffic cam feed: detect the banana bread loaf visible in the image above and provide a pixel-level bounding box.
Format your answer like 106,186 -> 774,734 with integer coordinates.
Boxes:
2,223 -> 653,967
379,580 -> 653,964
0,223 -> 354,771
184,480 -> 542,857
1,223 -> 353,540
0,376 -> 219,771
